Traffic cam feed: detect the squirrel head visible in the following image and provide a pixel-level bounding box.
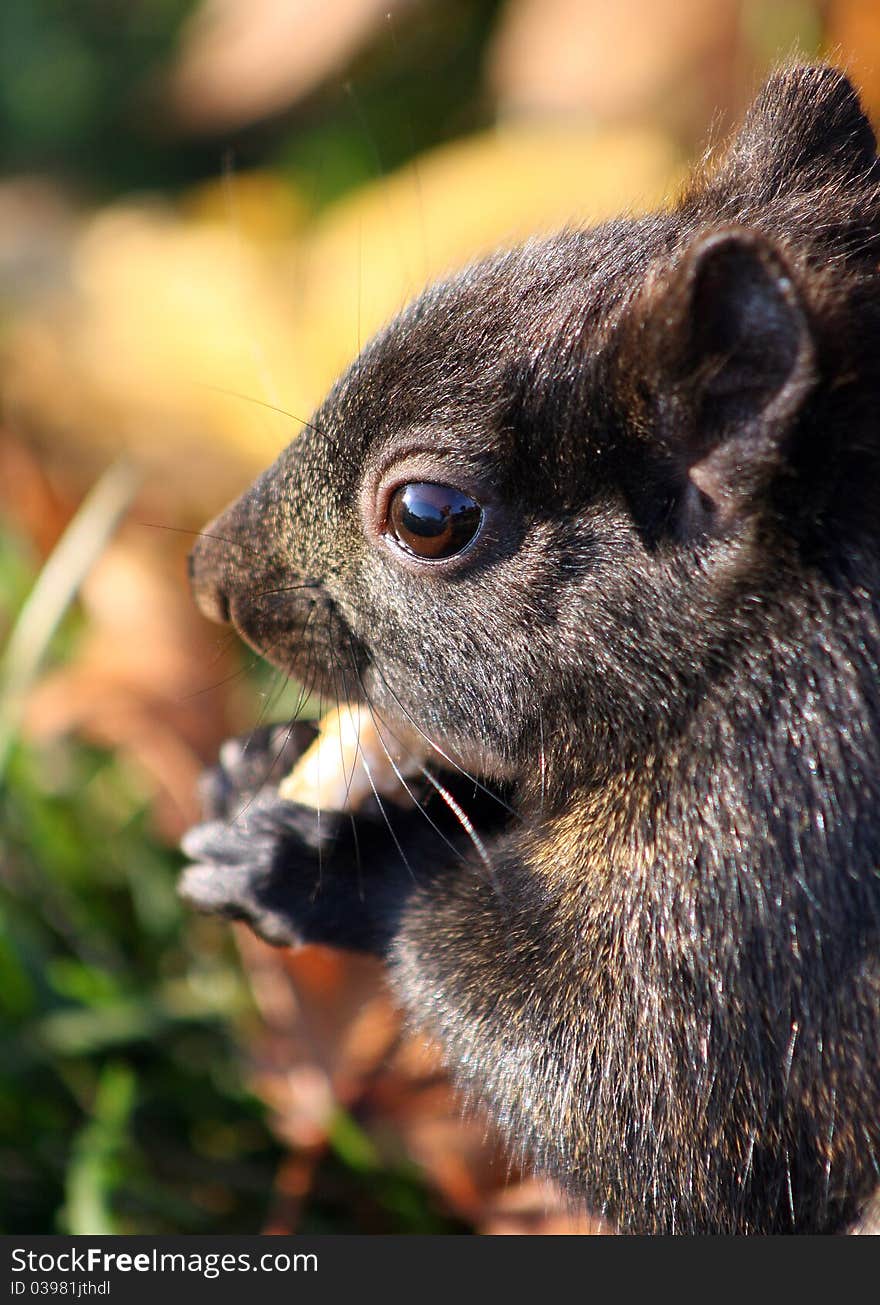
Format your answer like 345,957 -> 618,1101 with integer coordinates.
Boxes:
190,65 -> 880,804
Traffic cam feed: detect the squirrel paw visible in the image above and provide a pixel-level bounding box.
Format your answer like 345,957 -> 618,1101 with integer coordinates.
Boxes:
179,790 -> 340,947
197,721 -> 318,821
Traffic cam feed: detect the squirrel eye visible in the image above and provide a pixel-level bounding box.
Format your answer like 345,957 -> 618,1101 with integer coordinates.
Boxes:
387,482 -> 483,560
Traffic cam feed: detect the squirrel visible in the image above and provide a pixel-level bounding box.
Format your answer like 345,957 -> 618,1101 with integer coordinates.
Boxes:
180,65 -> 880,1235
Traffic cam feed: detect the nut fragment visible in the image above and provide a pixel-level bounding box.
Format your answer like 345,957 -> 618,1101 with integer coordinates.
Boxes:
278,702 -> 426,812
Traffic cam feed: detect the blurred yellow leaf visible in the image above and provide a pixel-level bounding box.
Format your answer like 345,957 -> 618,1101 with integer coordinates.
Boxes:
181,171 -> 308,244
283,122 -> 682,412
3,126 -> 679,514
4,196 -> 308,490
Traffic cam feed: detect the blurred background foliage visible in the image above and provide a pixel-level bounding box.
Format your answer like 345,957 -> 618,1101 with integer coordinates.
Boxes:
1,0 -> 877,1235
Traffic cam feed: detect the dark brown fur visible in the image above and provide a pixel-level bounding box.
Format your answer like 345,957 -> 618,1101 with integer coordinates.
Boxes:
181,66 -> 880,1233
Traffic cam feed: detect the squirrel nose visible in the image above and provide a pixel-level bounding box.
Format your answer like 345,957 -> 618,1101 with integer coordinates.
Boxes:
188,530 -> 233,626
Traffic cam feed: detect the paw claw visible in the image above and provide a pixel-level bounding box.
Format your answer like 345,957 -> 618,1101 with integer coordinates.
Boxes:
179,819 -> 229,863
179,861 -> 237,914
198,721 -> 320,820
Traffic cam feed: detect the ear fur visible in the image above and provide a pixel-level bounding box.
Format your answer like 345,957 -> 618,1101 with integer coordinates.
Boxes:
640,228 -> 815,537
704,64 -> 878,205
639,63 -> 879,542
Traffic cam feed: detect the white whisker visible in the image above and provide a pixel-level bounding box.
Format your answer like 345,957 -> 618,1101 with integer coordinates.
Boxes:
418,765 -> 501,895
366,652 -> 520,821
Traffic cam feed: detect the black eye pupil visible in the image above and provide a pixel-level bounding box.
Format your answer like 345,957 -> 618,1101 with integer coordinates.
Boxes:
388,482 -> 483,560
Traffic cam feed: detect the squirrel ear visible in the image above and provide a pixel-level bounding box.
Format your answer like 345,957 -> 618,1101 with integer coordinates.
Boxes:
712,64 -> 877,202
651,228 -> 815,535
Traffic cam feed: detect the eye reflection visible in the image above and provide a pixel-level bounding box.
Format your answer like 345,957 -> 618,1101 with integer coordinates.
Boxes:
387,482 -> 483,560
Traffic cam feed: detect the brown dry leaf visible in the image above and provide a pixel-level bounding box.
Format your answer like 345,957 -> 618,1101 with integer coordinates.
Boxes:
487,0 -> 828,148
262,1152 -> 325,1235
169,0 -> 407,132
489,0 -> 744,134
237,933 -> 395,1151
0,429 -> 73,560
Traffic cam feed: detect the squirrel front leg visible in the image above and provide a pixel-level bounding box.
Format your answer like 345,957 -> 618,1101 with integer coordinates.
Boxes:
181,789 -> 419,952
180,726 -> 512,956
387,828 -> 571,1134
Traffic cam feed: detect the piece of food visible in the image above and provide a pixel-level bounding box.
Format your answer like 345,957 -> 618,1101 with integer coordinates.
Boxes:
278,702 -> 426,812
